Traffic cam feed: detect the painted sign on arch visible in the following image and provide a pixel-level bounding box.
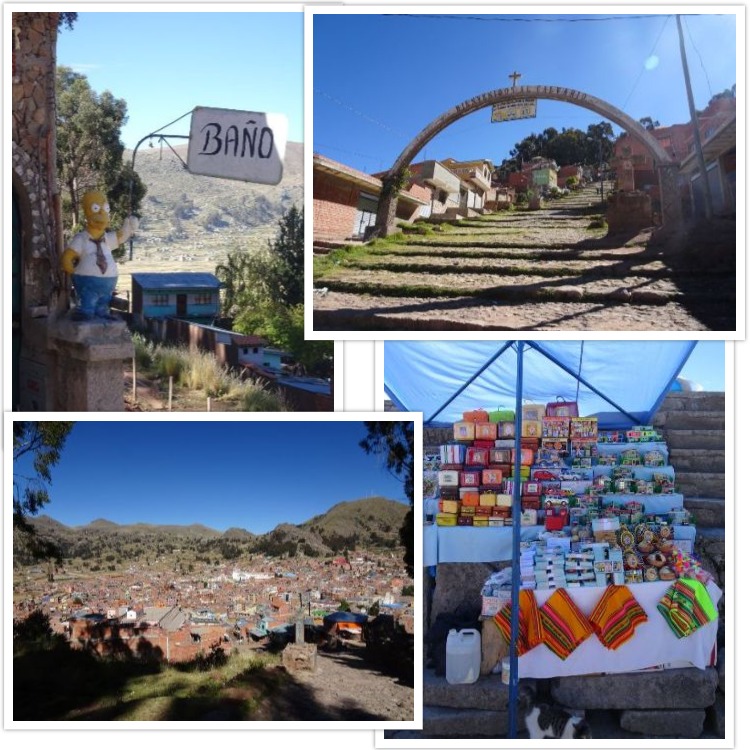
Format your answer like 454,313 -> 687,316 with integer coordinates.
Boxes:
490,98 -> 538,123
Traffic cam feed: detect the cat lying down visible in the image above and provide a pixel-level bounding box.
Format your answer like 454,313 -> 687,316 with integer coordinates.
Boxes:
518,684 -> 593,739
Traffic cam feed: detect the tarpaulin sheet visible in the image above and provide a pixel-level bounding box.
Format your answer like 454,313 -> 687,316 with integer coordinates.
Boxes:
384,341 -> 696,429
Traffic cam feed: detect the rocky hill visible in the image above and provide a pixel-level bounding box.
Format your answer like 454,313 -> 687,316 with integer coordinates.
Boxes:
18,496 -> 409,567
115,140 -> 303,295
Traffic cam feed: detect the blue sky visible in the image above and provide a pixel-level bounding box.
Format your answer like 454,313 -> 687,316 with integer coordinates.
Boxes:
678,340 -> 725,391
16,421 -> 409,533
312,11 -> 737,173
56,10 -> 303,150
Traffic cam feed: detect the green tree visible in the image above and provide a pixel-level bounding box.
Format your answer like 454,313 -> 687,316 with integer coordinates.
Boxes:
56,67 -> 145,236
215,248 -> 257,317
13,422 -> 74,561
338,599 -> 351,612
267,206 -> 304,307
639,116 -> 661,132
359,422 -> 414,576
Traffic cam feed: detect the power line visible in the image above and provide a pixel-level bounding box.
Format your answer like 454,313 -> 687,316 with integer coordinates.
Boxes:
621,14 -> 672,110
684,15 -> 714,98
388,13 -> 696,23
315,89 -> 408,138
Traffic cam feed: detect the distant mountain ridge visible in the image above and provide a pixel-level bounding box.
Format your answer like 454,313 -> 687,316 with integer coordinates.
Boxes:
20,497 -> 409,565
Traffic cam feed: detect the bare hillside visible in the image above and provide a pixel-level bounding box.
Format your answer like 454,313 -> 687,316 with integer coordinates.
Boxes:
116,141 -> 303,296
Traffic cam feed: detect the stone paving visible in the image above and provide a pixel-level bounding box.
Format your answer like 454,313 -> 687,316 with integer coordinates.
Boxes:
313,183 -> 736,332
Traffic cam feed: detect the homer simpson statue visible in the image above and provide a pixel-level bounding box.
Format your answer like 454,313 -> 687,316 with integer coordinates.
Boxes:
60,190 -> 139,321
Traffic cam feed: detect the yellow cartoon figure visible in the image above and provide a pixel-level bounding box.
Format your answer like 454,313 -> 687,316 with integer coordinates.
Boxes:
61,190 -> 138,320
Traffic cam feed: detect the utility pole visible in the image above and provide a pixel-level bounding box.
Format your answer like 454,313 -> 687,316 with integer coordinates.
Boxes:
676,14 -> 713,219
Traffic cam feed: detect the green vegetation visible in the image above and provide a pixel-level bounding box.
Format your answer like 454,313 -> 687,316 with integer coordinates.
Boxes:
56,67 -> 146,240
217,208 -> 332,378
131,333 -> 287,411
13,611 -> 282,721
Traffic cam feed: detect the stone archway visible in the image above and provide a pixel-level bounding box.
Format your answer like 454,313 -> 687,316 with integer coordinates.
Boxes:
375,84 -> 682,236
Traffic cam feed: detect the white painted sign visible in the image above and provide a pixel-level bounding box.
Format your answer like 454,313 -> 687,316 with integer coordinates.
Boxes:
188,106 -> 288,185
491,98 -> 538,123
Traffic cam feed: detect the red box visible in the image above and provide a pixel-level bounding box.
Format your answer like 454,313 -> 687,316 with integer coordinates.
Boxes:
523,481 -> 542,496
491,507 -> 512,519
463,409 -> 490,423
460,471 -> 481,487
522,496 -> 541,510
466,447 -> 489,467
457,516 -> 474,526
472,440 -> 495,450
474,506 -> 492,517
490,448 -> 511,464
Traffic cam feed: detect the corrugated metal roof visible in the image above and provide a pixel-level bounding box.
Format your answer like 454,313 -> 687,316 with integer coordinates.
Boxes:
131,272 -> 222,289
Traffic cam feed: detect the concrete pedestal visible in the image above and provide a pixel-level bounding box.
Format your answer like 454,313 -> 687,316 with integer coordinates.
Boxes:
48,317 -> 134,411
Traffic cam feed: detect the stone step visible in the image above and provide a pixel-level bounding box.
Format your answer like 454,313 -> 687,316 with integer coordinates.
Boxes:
424,667 -> 508,710
675,471 -> 725,498
669,447 -> 725,473
652,410 -> 725,431
551,667 -> 719,710
659,429 -> 725,450
657,392 -> 725,413
686,498 -> 726,528
422,705 -> 507,738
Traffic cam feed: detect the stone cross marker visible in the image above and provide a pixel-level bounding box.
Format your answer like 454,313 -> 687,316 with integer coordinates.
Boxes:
295,614 -> 305,644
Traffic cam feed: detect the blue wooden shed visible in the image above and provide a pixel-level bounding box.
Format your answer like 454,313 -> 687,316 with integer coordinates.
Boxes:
131,272 -> 222,325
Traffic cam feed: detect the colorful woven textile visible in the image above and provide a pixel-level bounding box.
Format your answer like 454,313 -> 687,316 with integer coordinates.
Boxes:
493,589 -> 544,655
539,589 -> 593,659
657,578 -> 718,638
589,584 -> 648,650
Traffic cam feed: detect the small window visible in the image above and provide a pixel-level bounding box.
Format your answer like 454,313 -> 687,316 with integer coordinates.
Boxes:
194,293 -> 213,305
151,294 -> 169,306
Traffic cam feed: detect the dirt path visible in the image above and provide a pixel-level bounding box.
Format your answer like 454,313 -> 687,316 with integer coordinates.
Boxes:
313,183 -> 736,332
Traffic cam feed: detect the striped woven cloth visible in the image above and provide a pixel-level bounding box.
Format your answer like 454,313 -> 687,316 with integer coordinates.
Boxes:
589,584 -> 648,650
539,589 -> 593,659
657,578 -> 718,638
493,589 -> 544,655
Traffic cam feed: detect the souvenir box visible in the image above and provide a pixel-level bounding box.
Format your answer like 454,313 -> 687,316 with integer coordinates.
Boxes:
522,420 -> 542,438
479,492 -> 497,507
474,517 -> 489,527
490,448 -> 512,464
439,486 -> 459,499
466,447 -> 489,466
570,417 -> 598,440
482,468 -> 503,487
457,516 -> 473,526
495,493 -> 513,508
460,471 -> 481,487
453,421 -> 475,442
439,470 -> 459,486
498,421 -> 515,437
473,440 -> 495,450
522,403 -> 546,422
475,506 -> 492,517
492,506 -> 512,519
463,409 -> 490,423
459,489 -> 480,506
512,448 -> 535,466
488,409 -> 515,423
522,496 -> 541,510
474,422 -> 498,440
436,512 -> 458,526
439,499 -> 459,514
521,509 -> 538,526
440,444 -> 466,465
542,416 -> 571,439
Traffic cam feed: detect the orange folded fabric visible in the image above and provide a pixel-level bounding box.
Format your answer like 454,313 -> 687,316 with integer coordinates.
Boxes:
493,589 -> 543,655
539,589 -> 593,659
589,584 -> 648,650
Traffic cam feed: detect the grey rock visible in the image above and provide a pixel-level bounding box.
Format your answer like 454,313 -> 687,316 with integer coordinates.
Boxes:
551,668 -> 718,709
620,709 -> 706,737
424,668 -> 508,711
423,705 -> 508,738
707,691 -> 725,737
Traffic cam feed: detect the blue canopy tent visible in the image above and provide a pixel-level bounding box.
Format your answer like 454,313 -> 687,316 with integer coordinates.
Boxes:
384,339 -> 697,738
384,340 -> 697,428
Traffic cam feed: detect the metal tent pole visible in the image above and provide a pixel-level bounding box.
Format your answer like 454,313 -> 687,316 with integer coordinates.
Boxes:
508,340 -> 525,738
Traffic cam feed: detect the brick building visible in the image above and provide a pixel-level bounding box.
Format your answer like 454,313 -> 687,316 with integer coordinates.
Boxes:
313,153 -> 430,243
612,95 -> 736,217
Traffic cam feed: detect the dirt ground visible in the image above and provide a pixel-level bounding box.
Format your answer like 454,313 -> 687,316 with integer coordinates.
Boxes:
268,644 -> 414,722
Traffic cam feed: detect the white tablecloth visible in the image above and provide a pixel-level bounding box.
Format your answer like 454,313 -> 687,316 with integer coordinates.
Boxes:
517,580 -> 722,677
423,523 -> 696,566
